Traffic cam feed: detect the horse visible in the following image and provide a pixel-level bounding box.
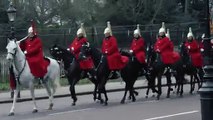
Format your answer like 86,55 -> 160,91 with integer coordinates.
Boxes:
146,42 -> 185,99
6,39 -> 60,116
49,45 -> 99,106
179,42 -> 203,94
79,43 -> 148,104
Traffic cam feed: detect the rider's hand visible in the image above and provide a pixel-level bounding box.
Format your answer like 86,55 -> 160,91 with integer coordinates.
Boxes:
71,47 -> 74,51
156,49 -> 160,53
200,48 -> 204,52
24,51 -> 27,54
67,48 -> 70,51
129,50 -> 133,53
187,46 -> 191,49
105,51 -> 108,54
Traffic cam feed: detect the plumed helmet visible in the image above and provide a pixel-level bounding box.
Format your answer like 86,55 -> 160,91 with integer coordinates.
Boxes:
104,21 -> 112,36
133,24 -> 141,36
159,22 -> 166,34
28,20 -> 37,36
77,23 -> 87,37
166,29 -> 170,39
187,27 -> 194,38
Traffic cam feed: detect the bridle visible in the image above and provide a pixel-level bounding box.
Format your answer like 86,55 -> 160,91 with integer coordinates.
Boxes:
8,46 -> 27,84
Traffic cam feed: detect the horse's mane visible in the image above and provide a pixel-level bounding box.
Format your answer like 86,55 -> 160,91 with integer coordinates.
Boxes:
120,49 -> 132,57
51,45 -> 75,58
89,45 -> 102,67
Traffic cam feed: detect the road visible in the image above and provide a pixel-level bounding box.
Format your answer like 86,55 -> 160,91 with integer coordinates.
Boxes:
0,88 -> 201,120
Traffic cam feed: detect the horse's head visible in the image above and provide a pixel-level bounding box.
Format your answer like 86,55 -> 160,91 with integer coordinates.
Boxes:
79,42 -> 91,60
6,39 -> 18,61
50,44 -> 74,61
79,42 -> 103,67
146,43 -> 157,65
180,42 -> 191,64
49,45 -> 64,61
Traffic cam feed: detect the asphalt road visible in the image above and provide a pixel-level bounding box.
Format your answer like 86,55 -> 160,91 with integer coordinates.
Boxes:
0,88 -> 201,120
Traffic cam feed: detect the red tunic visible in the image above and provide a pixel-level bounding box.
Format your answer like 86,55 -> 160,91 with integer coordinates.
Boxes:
102,36 -> 129,70
185,40 -> 203,67
19,36 -> 49,77
69,37 -> 94,70
154,37 -> 180,64
130,37 -> 146,64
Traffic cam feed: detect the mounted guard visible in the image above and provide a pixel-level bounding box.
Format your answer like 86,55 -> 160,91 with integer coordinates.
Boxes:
101,21 -> 129,78
19,21 -> 50,81
69,23 -> 96,79
184,27 -> 203,68
154,22 -> 180,66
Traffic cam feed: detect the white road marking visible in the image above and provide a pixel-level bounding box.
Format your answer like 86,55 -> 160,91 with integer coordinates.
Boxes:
144,110 -> 199,120
49,108 -> 94,116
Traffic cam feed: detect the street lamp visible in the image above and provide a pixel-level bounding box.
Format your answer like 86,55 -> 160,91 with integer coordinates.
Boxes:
199,0 -> 213,120
7,2 -> 16,39
6,2 -> 19,99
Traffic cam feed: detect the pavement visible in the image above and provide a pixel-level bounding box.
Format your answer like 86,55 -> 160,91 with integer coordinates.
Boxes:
0,77 -> 151,104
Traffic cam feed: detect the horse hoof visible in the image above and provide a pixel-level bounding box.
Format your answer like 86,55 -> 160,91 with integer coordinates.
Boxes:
72,102 -> 76,106
145,95 -> 148,98
132,99 -> 136,102
8,112 -> 14,116
157,95 -> 160,100
32,109 -> 38,113
100,99 -> 104,104
104,102 -> 108,106
120,100 -> 125,104
128,96 -> 131,100
48,103 -> 54,110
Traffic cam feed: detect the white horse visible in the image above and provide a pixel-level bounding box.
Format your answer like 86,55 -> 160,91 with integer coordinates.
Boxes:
6,39 -> 60,116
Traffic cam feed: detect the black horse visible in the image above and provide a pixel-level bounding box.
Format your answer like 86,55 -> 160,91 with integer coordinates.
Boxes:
179,42 -> 203,94
79,43 -> 148,104
146,43 -> 185,99
49,45 -> 99,105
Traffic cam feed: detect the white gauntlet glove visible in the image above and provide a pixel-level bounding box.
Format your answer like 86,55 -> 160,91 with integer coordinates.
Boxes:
24,51 -> 27,54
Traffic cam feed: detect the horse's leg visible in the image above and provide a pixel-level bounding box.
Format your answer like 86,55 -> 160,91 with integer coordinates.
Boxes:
180,74 -> 184,96
121,83 -> 128,104
8,89 -> 18,116
165,71 -> 172,98
194,73 -> 202,90
98,75 -> 108,105
190,75 -> 194,94
70,78 -> 79,106
43,81 -> 53,110
157,75 -> 162,100
103,86 -> 108,105
174,74 -> 180,95
30,84 -> 38,113
130,83 -> 136,102
88,69 -> 98,101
